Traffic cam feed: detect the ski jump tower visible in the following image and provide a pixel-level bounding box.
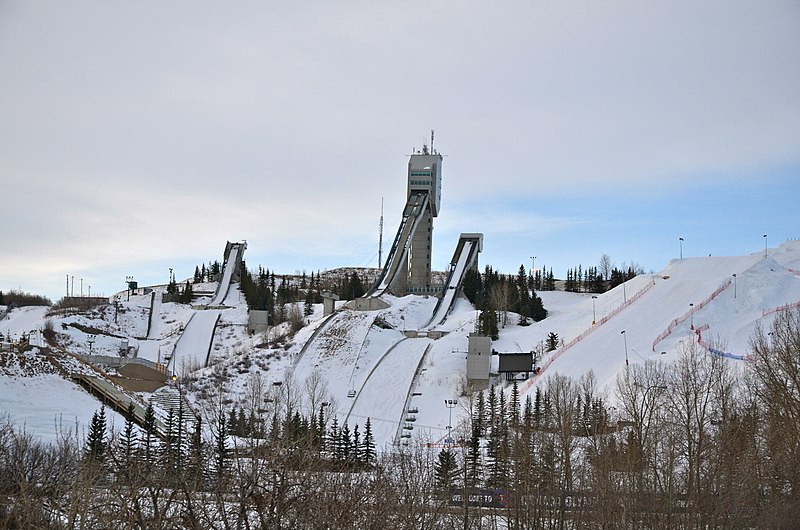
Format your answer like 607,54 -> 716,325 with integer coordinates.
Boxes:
406,140 -> 442,294
365,133 -> 443,298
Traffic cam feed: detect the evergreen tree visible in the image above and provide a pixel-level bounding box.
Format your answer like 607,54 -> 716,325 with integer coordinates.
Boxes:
212,411 -> 228,481
193,266 -> 202,283
362,418 -> 376,467
142,402 -> 157,464
434,449 -> 459,490
304,289 -> 314,316
517,265 -> 531,325
474,391 -> 486,436
341,422 -> 352,462
546,332 -> 559,351
315,405 -> 327,451
186,416 -> 204,486
479,308 -> 499,340
119,402 -> 137,470
352,424 -> 361,465
546,267 -> 556,291
530,291 -> 548,322
509,380 -> 521,429
180,280 -> 193,304
328,417 -> 341,460
462,268 -> 483,306
465,423 -> 483,488
85,406 -> 108,461
166,276 -> 178,295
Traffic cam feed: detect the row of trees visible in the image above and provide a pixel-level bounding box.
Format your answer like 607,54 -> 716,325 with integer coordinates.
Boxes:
0,289 -> 51,307
563,264 -> 642,293
464,265 -> 548,339
432,311 -> 800,528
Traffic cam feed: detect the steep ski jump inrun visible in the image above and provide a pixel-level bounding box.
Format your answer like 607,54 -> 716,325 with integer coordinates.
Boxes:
366,192 -> 430,297
210,242 -> 244,306
424,233 -> 482,329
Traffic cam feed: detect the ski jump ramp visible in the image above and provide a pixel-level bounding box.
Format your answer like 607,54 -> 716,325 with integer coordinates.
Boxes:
366,192 -> 430,297
210,241 -> 245,306
424,233 -> 483,329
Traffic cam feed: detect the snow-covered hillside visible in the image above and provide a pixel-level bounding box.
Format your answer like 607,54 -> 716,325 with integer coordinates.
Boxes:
2,240 -> 799,452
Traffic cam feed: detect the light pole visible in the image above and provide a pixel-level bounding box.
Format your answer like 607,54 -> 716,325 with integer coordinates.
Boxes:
732,274 -> 737,299
689,303 -> 694,330
87,334 -> 95,354
444,399 -> 457,447
623,280 -> 627,303
621,330 -> 628,366
530,256 -> 537,289
591,295 -> 598,325
679,237 -> 684,259
763,234 -> 768,259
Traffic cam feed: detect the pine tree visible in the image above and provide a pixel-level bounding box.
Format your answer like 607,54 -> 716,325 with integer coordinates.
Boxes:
86,406 -> 108,461
352,424 -> 361,465
362,418 -> 376,467
142,402 -> 157,464
212,411 -> 228,481
546,268 -> 556,291
328,417 -> 341,460
509,380 -> 521,429
546,332 -> 559,351
119,402 -> 137,470
304,289 -> 314,316
474,391 -> 486,436
435,449 -> 459,490
186,416 -> 204,486
315,405 -> 327,451
465,423 -> 483,488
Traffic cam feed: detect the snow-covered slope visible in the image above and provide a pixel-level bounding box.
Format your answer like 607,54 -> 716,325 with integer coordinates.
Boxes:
2,241 -> 799,451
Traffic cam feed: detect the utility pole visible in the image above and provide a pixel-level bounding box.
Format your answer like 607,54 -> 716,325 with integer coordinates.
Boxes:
378,198 -> 384,268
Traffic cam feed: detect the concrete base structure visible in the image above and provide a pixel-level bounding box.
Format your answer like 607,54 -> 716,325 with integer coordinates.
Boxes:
466,333 -> 492,391
346,297 -> 391,311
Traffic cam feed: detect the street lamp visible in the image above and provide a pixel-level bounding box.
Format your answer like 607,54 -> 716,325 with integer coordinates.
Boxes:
591,295 -> 598,325
689,303 -> 694,330
87,334 -> 95,355
732,274 -> 737,299
530,256 -> 537,289
679,237 -> 684,259
444,399 -> 458,447
763,234 -> 768,259
621,330 -> 629,366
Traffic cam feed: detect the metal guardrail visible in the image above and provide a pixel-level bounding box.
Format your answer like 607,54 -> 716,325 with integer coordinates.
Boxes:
75,354 -> 167,374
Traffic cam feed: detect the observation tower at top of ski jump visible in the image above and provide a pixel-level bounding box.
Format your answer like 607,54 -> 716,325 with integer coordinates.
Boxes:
360,134 -> 482,311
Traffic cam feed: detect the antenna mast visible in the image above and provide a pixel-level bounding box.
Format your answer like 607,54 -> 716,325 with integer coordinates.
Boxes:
378,198 -> 384,268
430,129 -> 435,153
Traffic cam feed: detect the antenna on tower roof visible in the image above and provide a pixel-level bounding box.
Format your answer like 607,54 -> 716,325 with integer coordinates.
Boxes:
430,129 -> 435,153
378,198 -> 384,269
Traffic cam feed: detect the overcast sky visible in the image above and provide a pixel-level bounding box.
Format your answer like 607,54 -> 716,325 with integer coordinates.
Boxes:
1,1 -> 799,302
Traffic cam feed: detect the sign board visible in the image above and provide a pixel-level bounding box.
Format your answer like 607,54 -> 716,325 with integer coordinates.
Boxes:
497,353 -> 533,373
449,489 -> 511,508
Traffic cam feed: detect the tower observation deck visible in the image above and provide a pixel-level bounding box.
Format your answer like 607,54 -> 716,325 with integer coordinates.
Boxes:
406,143 -> 442,294
365,136 -> 443,297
